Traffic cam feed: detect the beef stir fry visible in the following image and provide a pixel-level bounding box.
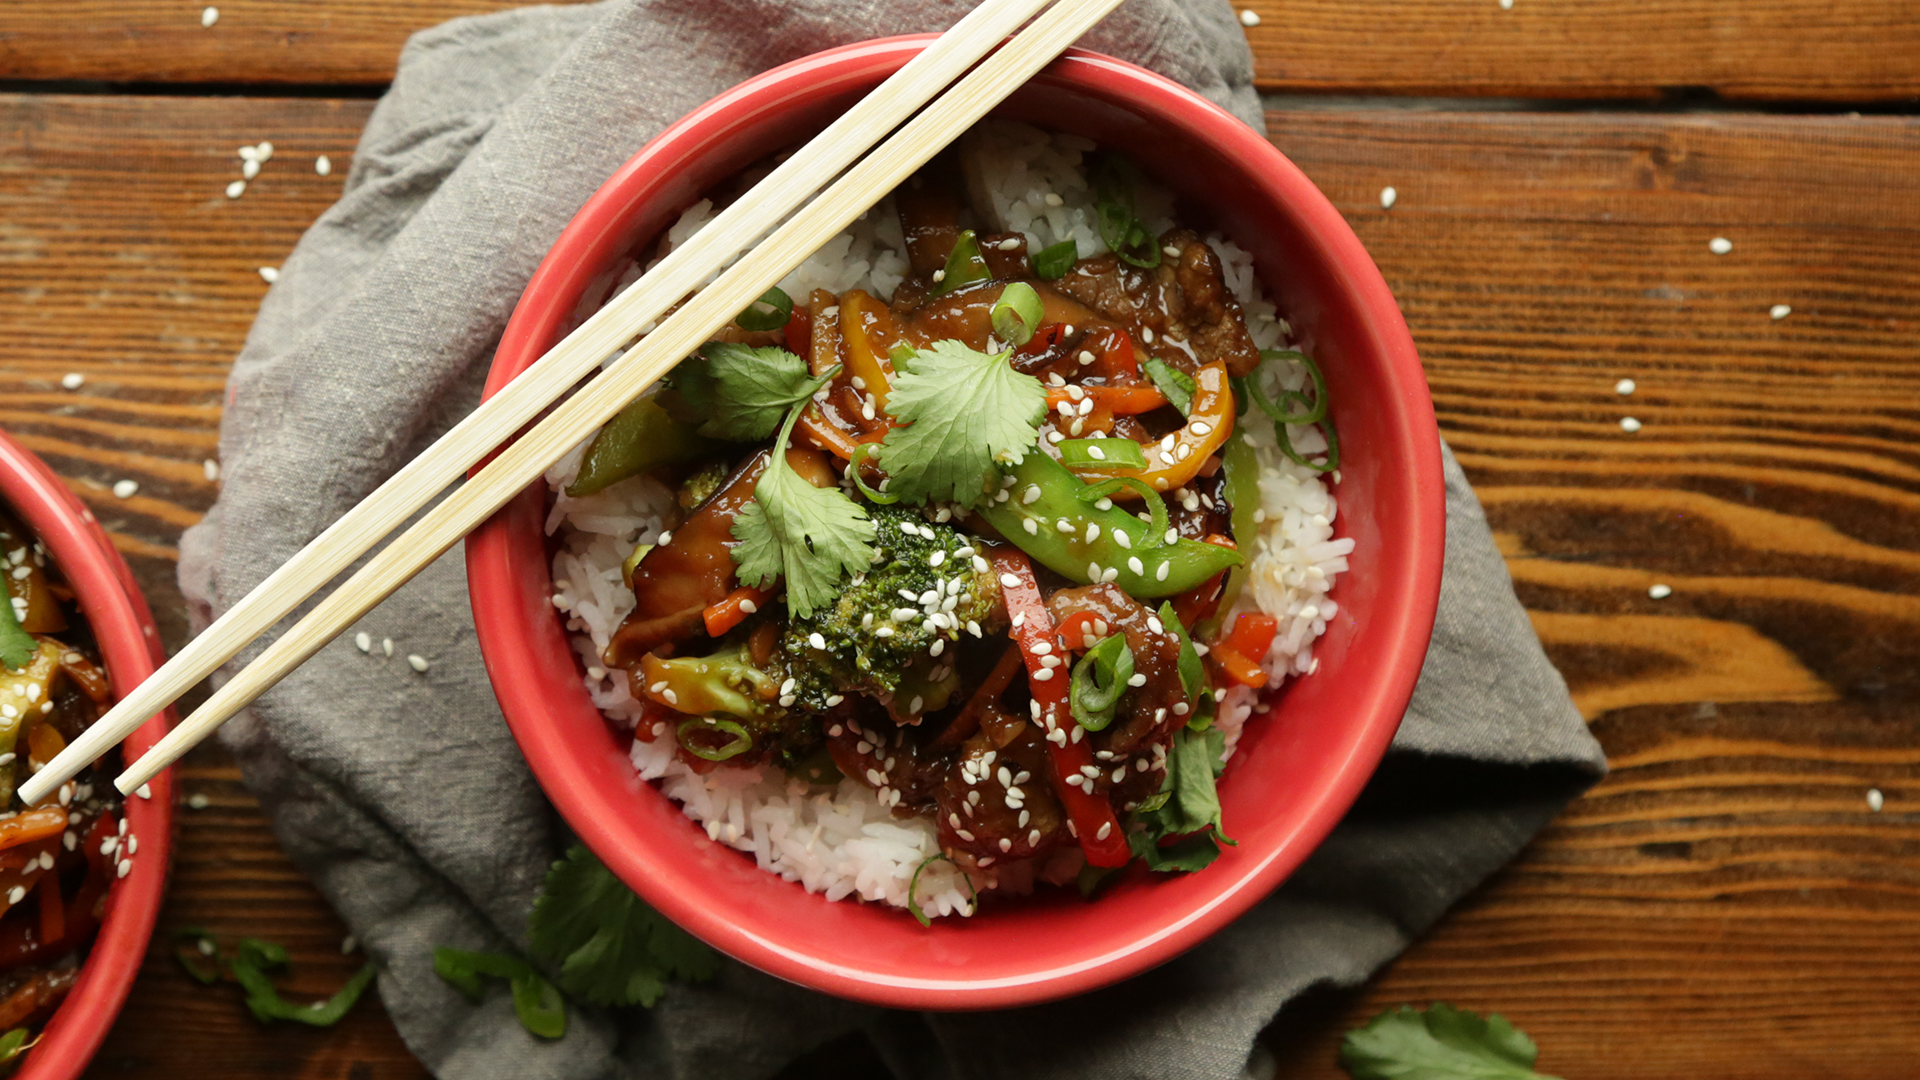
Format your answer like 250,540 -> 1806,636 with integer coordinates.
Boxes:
0,510 -> 129,1059
573,151 -> 1328,890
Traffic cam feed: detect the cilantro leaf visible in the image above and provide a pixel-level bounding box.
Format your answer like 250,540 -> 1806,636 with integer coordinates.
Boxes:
879,340 -> 1046,505
527,845 -> 719,1009
1129,726 -> 1232,873
670,342 -> 819,441
0,576 -> 36,671
1341,1003 -> 1561,1080
731,389 -> 876,619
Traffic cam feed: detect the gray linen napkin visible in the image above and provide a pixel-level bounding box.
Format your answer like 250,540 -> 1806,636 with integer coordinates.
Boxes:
177,3 -> 1607,1077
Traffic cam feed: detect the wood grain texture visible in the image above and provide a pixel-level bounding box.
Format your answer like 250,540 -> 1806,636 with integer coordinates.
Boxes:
3,93 -> 1918,1077
6,1 -> 1920,101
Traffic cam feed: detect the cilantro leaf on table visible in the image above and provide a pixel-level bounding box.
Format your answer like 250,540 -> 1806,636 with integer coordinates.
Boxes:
0,576 -> 36,671
731,376 -> 877,619
669,342 -> 820,441
528,845 -> 719,1008
879,340 -> 1046,506
1128,725 -> 1232,873
1340,1003 -> 1561,1080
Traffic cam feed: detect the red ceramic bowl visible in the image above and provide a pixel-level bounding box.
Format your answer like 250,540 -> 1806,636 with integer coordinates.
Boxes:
467,36 -> 1443,1009
0,430 -> 173,1076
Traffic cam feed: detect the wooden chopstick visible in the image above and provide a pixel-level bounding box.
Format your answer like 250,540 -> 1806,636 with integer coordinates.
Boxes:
17,0 -> 1076,808
105,0 -> 1129,798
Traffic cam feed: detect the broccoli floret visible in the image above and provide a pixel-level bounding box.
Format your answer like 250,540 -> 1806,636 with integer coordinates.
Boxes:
777,505 -> 1001,718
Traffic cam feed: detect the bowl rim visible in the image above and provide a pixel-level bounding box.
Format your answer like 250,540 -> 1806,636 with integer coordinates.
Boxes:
0,430 -> 174,1079
467,35 -> 1443,1009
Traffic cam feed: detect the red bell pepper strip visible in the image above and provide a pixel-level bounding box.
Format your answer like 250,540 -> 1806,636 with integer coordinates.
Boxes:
700,586 -> 773,639
987,545 -> 1132,869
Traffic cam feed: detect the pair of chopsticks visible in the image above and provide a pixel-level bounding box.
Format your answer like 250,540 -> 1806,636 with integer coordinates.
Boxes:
21,0 -> 1131,807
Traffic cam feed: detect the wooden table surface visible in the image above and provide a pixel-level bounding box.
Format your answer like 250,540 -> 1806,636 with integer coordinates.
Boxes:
2,3 -> 1917,1077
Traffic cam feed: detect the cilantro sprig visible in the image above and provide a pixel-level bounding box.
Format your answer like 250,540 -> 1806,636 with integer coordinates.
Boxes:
1129,725 -> 1232,872
878,340 -> 1046,505
730,368 -> 877,619
1340,1003 -> 1562,1080
528,844 -> 719,1007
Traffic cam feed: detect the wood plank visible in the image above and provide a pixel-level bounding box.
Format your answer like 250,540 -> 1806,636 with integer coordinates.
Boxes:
5,94 -> 1918,1076
5,1 -> 1920,101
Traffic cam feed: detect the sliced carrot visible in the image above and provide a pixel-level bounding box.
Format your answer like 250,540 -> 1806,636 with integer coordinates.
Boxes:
0,807 -> 68,851
701,586 -> 773,638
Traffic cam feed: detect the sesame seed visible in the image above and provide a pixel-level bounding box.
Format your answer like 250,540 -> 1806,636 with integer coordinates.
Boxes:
58,785 -> 71,807
1615,378 -> 1637,395
662,689 -> 679,706
354,632 -> 371,653
1057,519 -> 1075,534
1128,556 -> 1145,574
1012,613 -> 1025,628
649,680 -> 669,693
1709,237 -> 1733,255
929,551 -> 946,568
809,632 -> 827,649
242,157 -> 261,180
6,887 -> 22,905
1190,421 -> 1212,436
382,638 -> 393,657
60,372 -> 84,390
315,154 -> 332,176
998,237 -> 1021,251
1771,304 -> 1792,320
1044,192 -> 1064,207
204,458 -> 220,481
1380,186 -> 1397,210
1085,523 -> 1101,542
1086,444 -> 1106,461
739,599 -> 758,615
910,695 -> 924,713
225,179 -> 246,199
826,694 -> 844,706
1031,640 -> 1052,656
1500,0 -> 1513,7
200,5 -> 218,27
1868,788 -> 1885,812
1087,561 -> 1102,580
1040,655 -> 1061,669
930,639 -> 945,657
1620,417 -> 1643,433
1033,667 -> 1055,682
1141,327 -> 1155,344
1128,673 -> 1147,687
112,479 -> 138,499
932,269 -> 946,283
117,860 -> 132,878
1078,350 -> 1096,366
187,793 -> 211,810
1648,583 -> 1673,599
407,654 -> 429,672
1172,702 -> 1189,716
1096,822 -> 1113,841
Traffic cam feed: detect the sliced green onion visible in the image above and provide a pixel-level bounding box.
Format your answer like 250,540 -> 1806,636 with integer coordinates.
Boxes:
1142,357 -> 1196,416
677,717 -> 752,762
1156,601 -> 1213,730
1077,477 -> 1170,545
1058,437 -> 1148,470
990,282 -> 1044,346
848,442 -> 898,505
931,230 -> 991,295
1069,633 -> 1135,732
734,286 -> 793,332
1033,239 -> 1078,280
907,852 -> 978,927
1236,350 -> 1340,474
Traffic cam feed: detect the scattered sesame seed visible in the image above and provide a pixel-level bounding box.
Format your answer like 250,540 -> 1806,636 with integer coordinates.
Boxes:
1500,0 -> 1513,8
739,599 -> 757,614
117,861 -> 131,878
1708,237 -> 1732,255
1868,788 -> 1885,812
6,887 -> 22,906
1155,562 -> 1171,582
60,373 -> 84,390
1615,378 -> 1636,395
315,154 -> 332,176
1239,7 -> 1261,25
809,632 -> 828,650
662,688 -> 679,706
259,266 -> 279,283
225,179 -> 246,199
909,695 -> 924,713
1033,667 -> 1055,682
354,632 -> 372,653
1620,417 -> 1643,433
204,458 -> 220,481
1770,304 -> 1791,320
407,654 -> 429,672
1044,192 -> 1064,207
200,5 -> 219,27
1648,583 -> 1673,599
187,793 -> 211,810
257,142 -> 273,161
111,479 -> 138,499
1380,186 -> 1397,210
242,158 -> 260,180
932,269 -> 947,283
1086,444 -> 1106,460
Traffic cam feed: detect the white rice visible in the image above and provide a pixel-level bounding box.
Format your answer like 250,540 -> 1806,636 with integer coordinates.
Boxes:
546,124 -> 1351,917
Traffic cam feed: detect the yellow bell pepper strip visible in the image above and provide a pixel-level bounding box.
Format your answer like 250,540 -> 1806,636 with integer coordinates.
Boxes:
974,451 -> 1241,599
987,546 -> 1131,869
835,290 -> 902,412
1059,359 -> 1234,493
0,514 -> 60,638
638,645 -> 784,724
567,390 -> 724,496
